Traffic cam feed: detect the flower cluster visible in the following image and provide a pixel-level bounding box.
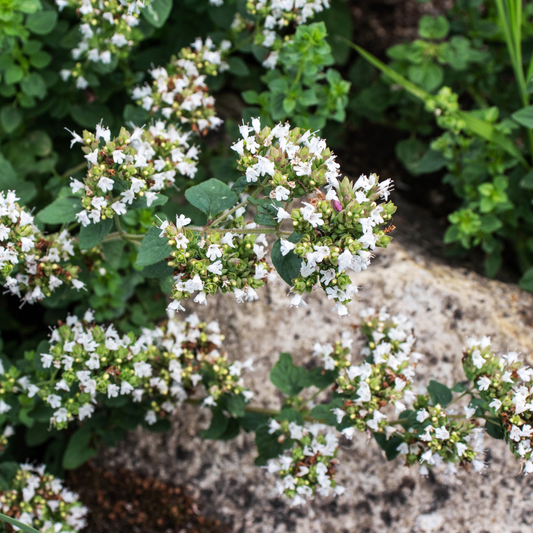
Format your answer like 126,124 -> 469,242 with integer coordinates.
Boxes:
69,122 -> 199,226
132,37 -> 229,135
247,0 -> 331,67
57,0 -> 144,88
267,419 -> 344,506
161,215 -> 277,311
232,120 -> 339,197
0,358 -> 40,425
0,464 -> 88,532
266,422 -> 344,506
0,191 -> 85,304
38,310 -> 254,428
396,403 -> 486,476
331,308 -> 422,437
463,337 -> 533,473
312,331 -> 353,372
284,174 -> 395,315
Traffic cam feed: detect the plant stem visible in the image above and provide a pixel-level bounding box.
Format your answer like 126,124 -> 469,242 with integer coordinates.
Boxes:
298,387 -> 328,411
60,161 -> 86,180
188,226 -> 292,237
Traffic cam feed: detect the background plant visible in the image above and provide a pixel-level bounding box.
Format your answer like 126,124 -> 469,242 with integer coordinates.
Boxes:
348,0 -> 533,289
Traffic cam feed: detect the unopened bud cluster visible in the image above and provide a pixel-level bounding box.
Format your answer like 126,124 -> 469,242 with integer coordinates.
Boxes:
38,310 -> 254,428
425,87 -> 465,134
69,122 -> 199,227
161,215 -> 277,311
1,191 -> 85,304
132,37 -> 229,135
57,0 -> 145,88
0,463 -> 88,532
266,422 -> 344,506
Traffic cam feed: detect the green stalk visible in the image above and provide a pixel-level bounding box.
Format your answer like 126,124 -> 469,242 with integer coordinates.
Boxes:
494,0 -> 533,159
0,513 -> 40,533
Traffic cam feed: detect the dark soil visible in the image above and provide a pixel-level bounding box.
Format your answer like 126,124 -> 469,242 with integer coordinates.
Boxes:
66,463 -> 227,533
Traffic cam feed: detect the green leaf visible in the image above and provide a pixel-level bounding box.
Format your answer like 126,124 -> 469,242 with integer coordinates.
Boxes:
416,149 -> 447,174
141,261 -> 174,278
26,421 -> 54,446
520,169 -> 533,189
71,103 -> 114,129
26,10 -> 57,35
20,72 -> 47,99
123,103 -> 149,126
271,233 -> 302,286
418,15 -> 450,39
62,429 -> 98,469
304,367 -> 337,389
228,57 -> 250,77
373,432 -> 404,460
310,399 -> 343,426
18,0 -> 41,13
479,215 -> 502,233
201,407 -> 228,439
184,178 -> 238,219
0,462 -> 18,487
407,63 -> 443,92
395,138 -> 427,175
227,394 -> 246,417
36,196 -> 82,224
254,203 -> 278,226
512,106 -> 533,129
78,219 -> 113,249
135,225 -> 172,267
450,383 -> 467,393
270,352 -> 308,397
242,90 -> 260,104
29,50 -> 52,69
485,419 -> 504,439
101,240 -> 124,270
0,106 -> 22,133
240,411 -> 270,432
282,96 -> 296,114
33,340 -> 51,372
231,176 -> 250,194
4,65 -> 24,84
519,267 -> 533,292
278,407 -> 304,425
0,513 -> 41,533
254,425 -> 292,465
142,0 -> 172,28
427,380 -> 453,407
527,75 -> 533,94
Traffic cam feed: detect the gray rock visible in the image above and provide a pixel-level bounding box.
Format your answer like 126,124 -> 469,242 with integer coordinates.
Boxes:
100,241 -> 533,533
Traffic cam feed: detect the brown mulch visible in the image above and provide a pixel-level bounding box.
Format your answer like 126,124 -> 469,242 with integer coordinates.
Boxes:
66,463 -> 228,533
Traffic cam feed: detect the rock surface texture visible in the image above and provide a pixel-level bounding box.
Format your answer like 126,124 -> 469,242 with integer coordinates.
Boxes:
100,241 -> 533,533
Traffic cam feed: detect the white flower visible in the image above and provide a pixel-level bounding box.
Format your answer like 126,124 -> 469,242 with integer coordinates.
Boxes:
98,176 -> 114,193
280,239 -> 296,256
85,149 -> 98,166
477,376 -> 491,391
176,214 -> 191,229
